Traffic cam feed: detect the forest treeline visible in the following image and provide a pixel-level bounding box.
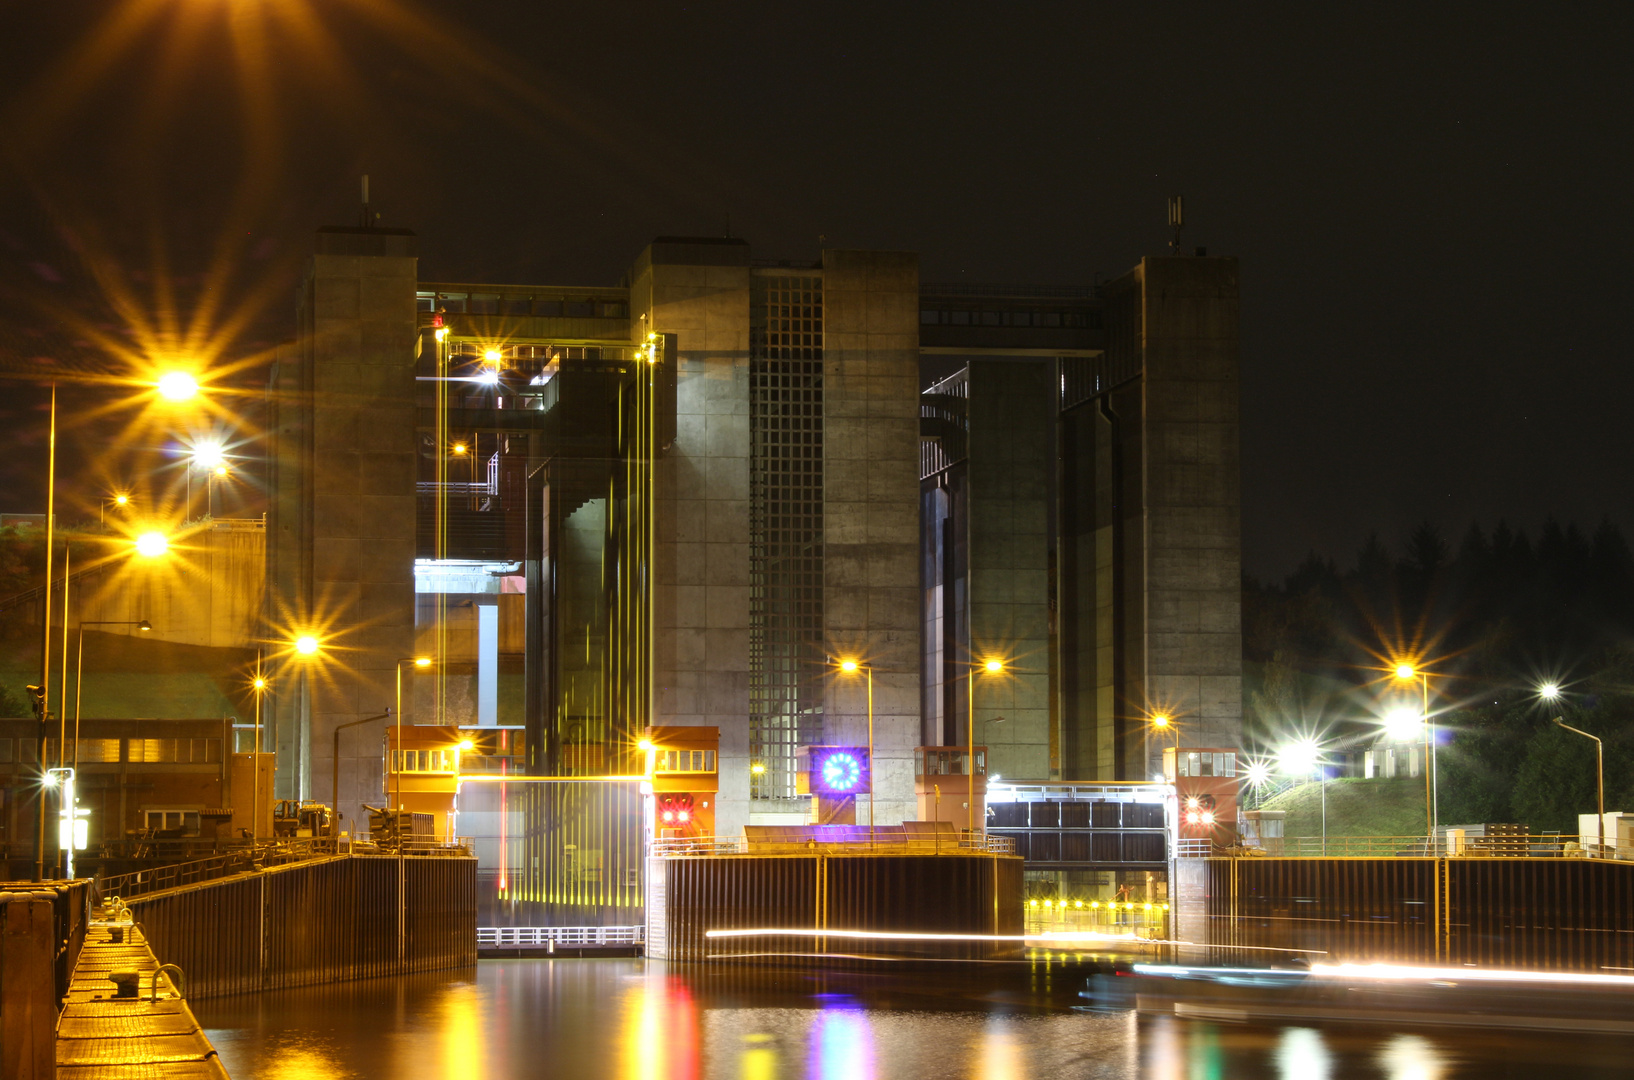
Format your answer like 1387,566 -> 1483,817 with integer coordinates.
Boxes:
1245,517 -> 1634,833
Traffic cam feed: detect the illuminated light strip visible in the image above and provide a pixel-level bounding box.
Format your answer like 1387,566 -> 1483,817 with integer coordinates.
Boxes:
705,928 -> 1322,952
457,775 -> 647,783
1135,961 -> 1634,986
1310,962 -> 1634,987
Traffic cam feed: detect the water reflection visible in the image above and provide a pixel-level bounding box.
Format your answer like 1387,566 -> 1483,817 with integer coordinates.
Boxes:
1275,1028 -> 1331,1080
194,959 -> 1634,1079
1377,1034 -> 1448,1080
809,1007 -> 874,1080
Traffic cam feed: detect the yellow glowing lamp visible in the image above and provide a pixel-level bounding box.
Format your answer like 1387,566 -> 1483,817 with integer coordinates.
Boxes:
983,658 -> 1004,674
1028,898 -> 1039,908
1151,714 -> 1171,729
214,465 -> 228,477
1090,901 -> 1100,909
156,371 -> 198,401
750,762 -> 766,775
1394,664 -> 1417,681
838,658 -> 859,673
457,739 -> 475,752
483,349 -> 502,363
114,494 -> 129,506
452,443 -> 468,455
134,532 -> 168,558
414,657 -> 433,668
434,327 -> 449,341
1074,900 -> 1083,908
253,677 -> 266,690
637,739 -> 654,753
294,635 -> 320,656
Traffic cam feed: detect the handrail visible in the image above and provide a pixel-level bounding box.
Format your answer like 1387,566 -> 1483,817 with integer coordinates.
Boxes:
650,833 -> 1016,857
478,925 -> 644,948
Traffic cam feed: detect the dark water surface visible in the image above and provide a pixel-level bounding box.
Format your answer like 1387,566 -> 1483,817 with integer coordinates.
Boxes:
195,957 -> 1634,1079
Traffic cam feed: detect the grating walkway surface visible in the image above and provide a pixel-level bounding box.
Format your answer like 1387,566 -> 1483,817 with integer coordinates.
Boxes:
57,913 -> 229,1079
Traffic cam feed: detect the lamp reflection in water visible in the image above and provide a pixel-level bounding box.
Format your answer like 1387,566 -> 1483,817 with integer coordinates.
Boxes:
976,1019 -> 1024,1080
620,978 -> 698,1080
433,981 -> 486,1080
1376,1034 -> 1448,1080
808,1008 -> 874,1080
1276,1028 -> 1332,1080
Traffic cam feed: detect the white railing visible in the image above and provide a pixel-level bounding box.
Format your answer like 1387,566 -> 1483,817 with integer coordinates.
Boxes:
1175,838 -> 1212,859
478,925 -> 644,948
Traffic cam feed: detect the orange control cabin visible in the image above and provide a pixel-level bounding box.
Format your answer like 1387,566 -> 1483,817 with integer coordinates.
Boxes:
1162,746 -> 1241,843
644,726 -> 719,839
385,724 -> 470,841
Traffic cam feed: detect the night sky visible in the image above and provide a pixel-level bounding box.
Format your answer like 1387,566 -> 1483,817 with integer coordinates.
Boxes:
1,3 -> 1629,579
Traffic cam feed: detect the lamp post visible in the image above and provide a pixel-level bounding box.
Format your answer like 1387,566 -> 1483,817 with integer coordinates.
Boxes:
835,658 -> 876,840
1279,738 -> 1325,853
1394,664 -> 1435,841
101,493 -> 130,527
252,654 -> 265,843
73,619 -> 151,776
394,657 -> 433,816
968,657 -> 1005,839
1552,714 -> 1605,856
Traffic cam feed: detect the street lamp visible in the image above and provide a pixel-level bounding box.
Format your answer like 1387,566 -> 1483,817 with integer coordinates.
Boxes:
134,532 -> 169,558
1393,663 -> 1435,840
394,657 -> 433,817
969,656 -> 1005,838
73,618 -> 151,777
1551,709 -> 1605,857
101,493 -> 130,526
156,372 -> 199,401
833,657 -> 877,840
1278,737 -> 1327,853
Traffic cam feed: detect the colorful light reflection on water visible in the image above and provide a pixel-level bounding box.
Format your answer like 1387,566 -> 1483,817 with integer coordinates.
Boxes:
196,960 -> 1634,1080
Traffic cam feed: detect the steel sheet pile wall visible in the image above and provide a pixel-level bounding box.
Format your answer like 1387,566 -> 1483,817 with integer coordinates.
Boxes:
0,880 -> 89,1076
1207,857 -> 1634,970
657,854 -> 1022,963
1208,858 -> 1435,962
129,854 -> 476,999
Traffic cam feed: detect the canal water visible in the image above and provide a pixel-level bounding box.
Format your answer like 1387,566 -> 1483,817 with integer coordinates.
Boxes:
196,957 -> 1634,1078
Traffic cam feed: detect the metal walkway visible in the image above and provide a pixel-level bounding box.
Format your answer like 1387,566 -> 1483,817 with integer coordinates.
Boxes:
57,910 -> 229,1079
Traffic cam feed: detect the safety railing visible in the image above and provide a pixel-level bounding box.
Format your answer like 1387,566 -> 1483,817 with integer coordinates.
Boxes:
478,925 -> 644,949
1202,834 -> 1634,859
650,833 -> 1016,857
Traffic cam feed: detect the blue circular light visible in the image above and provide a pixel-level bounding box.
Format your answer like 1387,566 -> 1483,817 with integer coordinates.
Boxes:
821,752 -> 862,792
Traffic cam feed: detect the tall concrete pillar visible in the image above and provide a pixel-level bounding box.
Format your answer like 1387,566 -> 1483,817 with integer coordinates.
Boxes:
630,238 -> 753,837
267,226 -> 419,834
821,249 -> 922,825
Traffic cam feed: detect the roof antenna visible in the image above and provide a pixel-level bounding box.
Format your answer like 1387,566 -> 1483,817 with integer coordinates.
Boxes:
1168,195 -> 1183,255
361,175 -> 371,228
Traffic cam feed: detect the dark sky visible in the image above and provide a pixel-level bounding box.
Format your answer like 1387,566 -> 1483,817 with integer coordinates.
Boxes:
1,3 -> 1629,578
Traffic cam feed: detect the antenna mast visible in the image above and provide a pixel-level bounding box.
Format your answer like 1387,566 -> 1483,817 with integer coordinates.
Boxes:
1168,195 -> 1184,255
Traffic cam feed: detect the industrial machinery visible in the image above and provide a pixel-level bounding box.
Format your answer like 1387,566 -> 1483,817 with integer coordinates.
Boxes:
272,800 -> 334,838
362,804 -> 434,848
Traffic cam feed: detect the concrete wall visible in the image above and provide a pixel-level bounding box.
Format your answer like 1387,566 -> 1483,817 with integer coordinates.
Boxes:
267,229 -> 420,835
821,250 -> 921,825
632,239 -> 754,838
966,359 -> 1053,782
73,520 -> 265,649
1138,258 -> 1243,772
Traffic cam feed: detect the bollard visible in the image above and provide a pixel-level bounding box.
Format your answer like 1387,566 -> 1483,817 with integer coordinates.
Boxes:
0,894 -> 57,1080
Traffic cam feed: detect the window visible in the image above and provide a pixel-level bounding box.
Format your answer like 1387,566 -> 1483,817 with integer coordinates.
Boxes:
920,309 -> 941,325
128,738 -> 220,764
143,810 -> 200,836
392,748 -> 457,773
532,299 -> 563,316
655,749 -> 717,773
470,294 -> 500,315
0,738 -> 10,763
566,300 -> 593,317
503,298 -> 530,316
